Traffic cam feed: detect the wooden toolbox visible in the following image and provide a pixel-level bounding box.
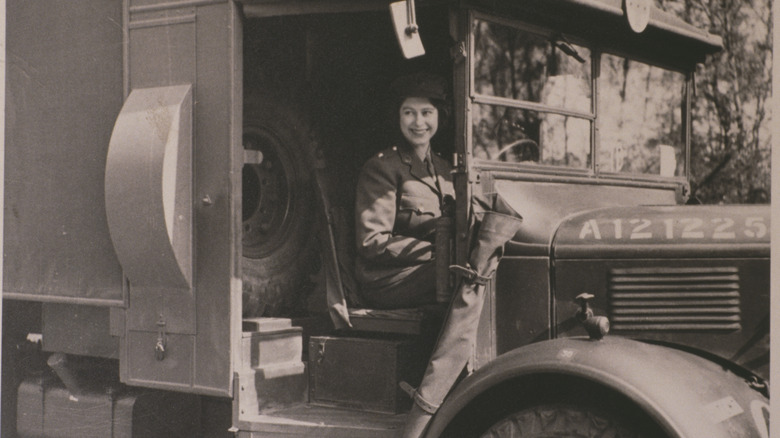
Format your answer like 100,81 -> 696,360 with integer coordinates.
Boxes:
308,336 -> 426,414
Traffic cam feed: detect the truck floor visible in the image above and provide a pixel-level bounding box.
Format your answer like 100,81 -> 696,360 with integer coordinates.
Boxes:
237,403 -> 406,437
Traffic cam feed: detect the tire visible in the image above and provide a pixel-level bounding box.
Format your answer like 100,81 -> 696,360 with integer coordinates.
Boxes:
441,376 -> 667,438
479,403 -> 649,438
241,91 -> 319,317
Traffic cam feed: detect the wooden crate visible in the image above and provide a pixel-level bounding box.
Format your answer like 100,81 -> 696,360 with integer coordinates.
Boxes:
308,336 -> 425,414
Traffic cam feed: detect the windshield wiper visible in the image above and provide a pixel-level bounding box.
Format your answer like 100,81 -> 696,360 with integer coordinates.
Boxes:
553,34 -> 586,63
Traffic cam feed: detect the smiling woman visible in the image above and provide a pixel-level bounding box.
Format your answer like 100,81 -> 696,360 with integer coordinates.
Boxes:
399,97 -> 439,151
353,73 -> 455,309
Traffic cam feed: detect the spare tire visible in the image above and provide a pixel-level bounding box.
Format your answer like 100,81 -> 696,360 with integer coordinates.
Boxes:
241,92 -> 319,317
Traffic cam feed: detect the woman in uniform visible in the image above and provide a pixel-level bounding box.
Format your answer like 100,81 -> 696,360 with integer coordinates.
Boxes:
355,73 -> 524,437
354,72 -> 455,309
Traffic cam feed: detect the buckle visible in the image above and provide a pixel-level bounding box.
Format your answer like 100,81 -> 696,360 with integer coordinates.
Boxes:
449,265 -> 490,285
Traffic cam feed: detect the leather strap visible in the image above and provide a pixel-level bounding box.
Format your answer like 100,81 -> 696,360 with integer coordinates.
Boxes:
449,264 -> 491,285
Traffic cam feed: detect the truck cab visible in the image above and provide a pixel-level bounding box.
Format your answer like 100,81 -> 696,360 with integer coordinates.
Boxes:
2,0 -> 769,437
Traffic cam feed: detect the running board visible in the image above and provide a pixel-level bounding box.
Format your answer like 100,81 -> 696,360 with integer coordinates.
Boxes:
235,404 -> 405,437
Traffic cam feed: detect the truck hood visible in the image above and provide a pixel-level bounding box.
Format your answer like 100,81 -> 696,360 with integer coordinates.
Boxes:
551,205 -> 770,259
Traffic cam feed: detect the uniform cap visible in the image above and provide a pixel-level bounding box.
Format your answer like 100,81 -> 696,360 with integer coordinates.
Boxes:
390,72 -> 448,102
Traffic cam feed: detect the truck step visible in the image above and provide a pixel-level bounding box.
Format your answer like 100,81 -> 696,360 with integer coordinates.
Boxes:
237,365 -> 309,416
236,404 -> 405,438
242,317 -> 294,332
239,318 -> 308,415
242,319 -> 303,370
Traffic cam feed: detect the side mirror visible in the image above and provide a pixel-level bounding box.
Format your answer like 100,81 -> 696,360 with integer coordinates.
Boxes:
390,0 -> 425,59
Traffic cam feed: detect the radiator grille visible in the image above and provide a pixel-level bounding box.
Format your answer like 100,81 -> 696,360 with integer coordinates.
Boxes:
608,267 -> 740,331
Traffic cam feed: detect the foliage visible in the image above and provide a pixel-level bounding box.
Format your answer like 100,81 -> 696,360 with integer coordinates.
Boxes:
657,0 -> 772,204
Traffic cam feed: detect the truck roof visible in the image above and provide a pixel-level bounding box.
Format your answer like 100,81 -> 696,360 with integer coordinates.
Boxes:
564,0 -> 722,51
240,0 -> 722,66
467,0 -> 724,66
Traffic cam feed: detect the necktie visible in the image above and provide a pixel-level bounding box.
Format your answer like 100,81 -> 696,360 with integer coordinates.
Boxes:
425,156 -> 443,202
424,157 -> 435,177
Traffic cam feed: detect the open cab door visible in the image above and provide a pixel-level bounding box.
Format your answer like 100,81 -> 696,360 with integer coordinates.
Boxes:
106,0 -> 243,397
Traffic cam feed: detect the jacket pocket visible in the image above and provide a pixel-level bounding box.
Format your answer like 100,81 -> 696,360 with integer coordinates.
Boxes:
396,193 -> 440,237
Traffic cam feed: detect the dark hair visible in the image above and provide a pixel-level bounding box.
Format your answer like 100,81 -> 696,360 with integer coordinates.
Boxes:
389,72 -> 448,102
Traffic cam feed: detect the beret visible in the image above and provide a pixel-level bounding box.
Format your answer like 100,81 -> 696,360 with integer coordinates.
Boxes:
390,72 -> 448,102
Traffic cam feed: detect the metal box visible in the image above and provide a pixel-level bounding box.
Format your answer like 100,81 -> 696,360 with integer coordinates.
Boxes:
17,377 -> 201,437
308,336 -> 424,414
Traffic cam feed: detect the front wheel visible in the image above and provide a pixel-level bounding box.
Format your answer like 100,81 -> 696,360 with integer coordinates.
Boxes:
479,403 -> 652,438
441,376 -> 668,438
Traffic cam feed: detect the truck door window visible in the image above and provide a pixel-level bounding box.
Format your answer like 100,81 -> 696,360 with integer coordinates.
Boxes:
596,54 -> 687,177
471,17 -> 592,168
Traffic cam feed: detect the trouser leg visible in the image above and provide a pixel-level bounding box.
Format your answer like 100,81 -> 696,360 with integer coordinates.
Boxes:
361,261 -> 437,309
401,211 -> 523,438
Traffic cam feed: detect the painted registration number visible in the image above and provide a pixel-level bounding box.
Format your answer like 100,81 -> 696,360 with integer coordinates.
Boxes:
578,216 -> 768,241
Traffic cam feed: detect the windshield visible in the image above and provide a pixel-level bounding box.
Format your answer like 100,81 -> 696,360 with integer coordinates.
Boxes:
597,55 -> 687,176
470,15 -> 688,178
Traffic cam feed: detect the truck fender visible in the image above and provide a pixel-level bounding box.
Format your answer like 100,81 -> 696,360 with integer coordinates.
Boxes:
425,336 -> 769,438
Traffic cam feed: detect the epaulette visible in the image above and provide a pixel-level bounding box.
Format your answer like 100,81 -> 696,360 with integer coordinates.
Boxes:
376,145 -> 398,159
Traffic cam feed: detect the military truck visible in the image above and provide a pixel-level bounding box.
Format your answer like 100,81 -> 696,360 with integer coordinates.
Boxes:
2,0 -> 769,437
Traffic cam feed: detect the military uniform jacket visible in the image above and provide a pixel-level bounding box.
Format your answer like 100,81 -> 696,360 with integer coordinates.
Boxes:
355,144 -> 455,287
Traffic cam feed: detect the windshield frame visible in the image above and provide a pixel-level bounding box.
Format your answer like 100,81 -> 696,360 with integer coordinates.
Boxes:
464,9 -> 694,183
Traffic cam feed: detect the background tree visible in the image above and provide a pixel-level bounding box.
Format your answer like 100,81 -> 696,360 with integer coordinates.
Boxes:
657,0 -> 772,204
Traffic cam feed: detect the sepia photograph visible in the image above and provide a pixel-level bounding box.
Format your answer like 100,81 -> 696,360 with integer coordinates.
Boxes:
0,0 -> 773,436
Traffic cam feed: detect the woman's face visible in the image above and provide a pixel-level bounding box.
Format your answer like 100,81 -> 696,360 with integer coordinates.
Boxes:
399,97 -> 438,148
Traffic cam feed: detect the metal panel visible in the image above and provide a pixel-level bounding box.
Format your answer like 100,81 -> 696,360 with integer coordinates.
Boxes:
117,0 -> 241,396
462,0 -> 719,68
608,266 -> 741,331
554,258 -> 769,378
106,85 -> 196,344
106,85 -> 194,291
4,0 -> 125,303
41,304 -> 120,359
193,0 -> 243,395
126,331 -> 195,386
491,179 -> 678,250
493,257 -> 551,354
128,11 -> 197,90
427,336 -> 769,438
552,204 -> 771,259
